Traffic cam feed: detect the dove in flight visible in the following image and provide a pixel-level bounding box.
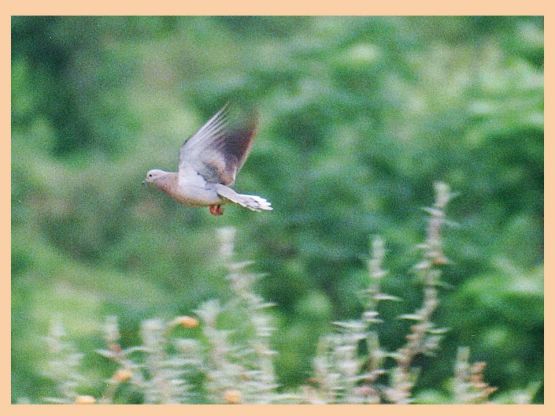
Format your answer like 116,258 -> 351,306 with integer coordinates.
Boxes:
144,104 -> 272,216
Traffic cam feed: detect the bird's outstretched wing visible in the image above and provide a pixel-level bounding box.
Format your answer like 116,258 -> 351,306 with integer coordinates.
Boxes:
178,104 -> 258,186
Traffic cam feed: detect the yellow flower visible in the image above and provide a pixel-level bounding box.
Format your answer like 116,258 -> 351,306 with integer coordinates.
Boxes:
224,389 -> 242,404
173,316 -> 199,329
113,368 -> 133,383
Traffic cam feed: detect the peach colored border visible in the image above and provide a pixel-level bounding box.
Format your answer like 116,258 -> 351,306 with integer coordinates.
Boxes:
3,0 -> 550,415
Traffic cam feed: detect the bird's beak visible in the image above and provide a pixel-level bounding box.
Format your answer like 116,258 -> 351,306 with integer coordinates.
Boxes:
142,180 -> 146,186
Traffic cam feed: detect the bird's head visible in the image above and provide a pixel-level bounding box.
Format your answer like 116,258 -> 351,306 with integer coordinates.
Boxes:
143,169 -> 168,185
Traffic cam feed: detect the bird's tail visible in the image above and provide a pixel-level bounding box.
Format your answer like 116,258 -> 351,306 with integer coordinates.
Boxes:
215,185 -> 272,212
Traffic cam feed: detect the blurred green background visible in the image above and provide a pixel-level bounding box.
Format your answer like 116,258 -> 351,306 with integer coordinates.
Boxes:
11,16 -> 543,402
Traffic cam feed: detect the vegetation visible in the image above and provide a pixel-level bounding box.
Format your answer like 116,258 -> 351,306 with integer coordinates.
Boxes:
11,16 -> 543,403
39,183 -> 532,403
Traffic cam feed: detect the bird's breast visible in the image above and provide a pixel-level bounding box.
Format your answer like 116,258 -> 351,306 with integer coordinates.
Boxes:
167,183 -> 223,207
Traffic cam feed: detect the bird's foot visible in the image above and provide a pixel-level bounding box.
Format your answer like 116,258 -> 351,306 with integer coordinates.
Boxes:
209,204 -> 224,216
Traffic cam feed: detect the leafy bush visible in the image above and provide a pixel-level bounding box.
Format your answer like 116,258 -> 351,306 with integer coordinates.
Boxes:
34,183 -> 537,404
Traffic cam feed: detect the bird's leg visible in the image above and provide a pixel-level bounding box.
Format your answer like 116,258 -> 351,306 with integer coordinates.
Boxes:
209,204 -> 224,216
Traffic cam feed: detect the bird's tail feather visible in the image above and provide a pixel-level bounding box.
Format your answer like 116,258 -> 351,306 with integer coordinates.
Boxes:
215,185 -> 272,212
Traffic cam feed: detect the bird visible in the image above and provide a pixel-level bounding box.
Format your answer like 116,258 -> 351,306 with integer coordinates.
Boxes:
143,104 -> 272,216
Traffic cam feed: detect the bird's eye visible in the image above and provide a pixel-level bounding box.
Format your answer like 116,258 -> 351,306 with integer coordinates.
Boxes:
148,173 -> 153,178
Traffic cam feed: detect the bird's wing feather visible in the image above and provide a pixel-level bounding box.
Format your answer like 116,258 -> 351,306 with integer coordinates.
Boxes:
178,104 -> 257,186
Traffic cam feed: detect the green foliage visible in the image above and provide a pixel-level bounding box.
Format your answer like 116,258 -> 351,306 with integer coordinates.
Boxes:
34,189 -> 536,403
11,16 -> 543,403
